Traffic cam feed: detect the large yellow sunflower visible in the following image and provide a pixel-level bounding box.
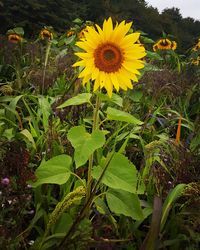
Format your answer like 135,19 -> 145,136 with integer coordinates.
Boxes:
73,17 -> 146,97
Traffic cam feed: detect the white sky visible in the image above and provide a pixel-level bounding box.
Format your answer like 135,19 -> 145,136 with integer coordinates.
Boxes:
146,0 -> 200,20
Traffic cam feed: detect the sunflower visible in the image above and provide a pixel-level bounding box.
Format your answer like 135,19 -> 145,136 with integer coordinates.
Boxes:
67,30 -> 76,37
192,57 -> 200,66
73,17 -> 146,97
40,29 -> 53,40
8,34 -> 22,43
156,38 -> 172,50
192,41 -> 200,52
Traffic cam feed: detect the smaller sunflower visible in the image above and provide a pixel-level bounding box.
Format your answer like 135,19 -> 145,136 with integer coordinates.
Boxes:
40,29 -> 53,40
8,34 -> 23,43
67,30 -> 76,37
156,38 -> 172,50
192,41 -> 200,52
192,57 -> 200,66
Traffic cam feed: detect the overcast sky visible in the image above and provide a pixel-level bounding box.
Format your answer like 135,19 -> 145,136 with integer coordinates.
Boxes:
146,0 -> 200,20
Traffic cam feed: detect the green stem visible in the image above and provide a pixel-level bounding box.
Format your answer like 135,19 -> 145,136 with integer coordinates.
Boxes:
42,41 -> 51,94
86,95 -> 101,216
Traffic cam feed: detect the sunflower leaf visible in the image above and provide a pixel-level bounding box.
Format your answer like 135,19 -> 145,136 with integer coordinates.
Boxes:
57,93 -> 92,108
106,189 -> 144,220
30,154 -> 72,187
92,153 -> 145,194
67,126 -> 105,168
106,107 -> 143,125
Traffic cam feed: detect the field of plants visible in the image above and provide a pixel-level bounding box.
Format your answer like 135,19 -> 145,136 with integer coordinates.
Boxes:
0,17 -> 200,250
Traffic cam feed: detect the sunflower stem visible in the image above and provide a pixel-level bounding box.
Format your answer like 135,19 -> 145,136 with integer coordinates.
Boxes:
42,41 -> 51,94
86,94 -> 101,217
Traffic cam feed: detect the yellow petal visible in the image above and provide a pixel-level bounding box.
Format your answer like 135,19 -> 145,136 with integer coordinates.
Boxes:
73,60 -> 85,67
120,67 -> 139,81
82,74 -> 91,85
76,41 -> 94,52
103,17 -> 113,41
124,51 -> 146,60
117,71 -> 133,90
75,52 -> 93,59
110,72 -> 119,91
111,21 -> 132,42
95,24 -> 105,42
104,73 -> 113,97
84,27 -> 102,45
91,67 -> 100,80
125,44 -> 146,53
79,66 -> 94,78
120,33 -> 140,48
93,76 -> 100,91
99,71 -> 106,88
116,73 -> 127,90
123,60 -> 145,72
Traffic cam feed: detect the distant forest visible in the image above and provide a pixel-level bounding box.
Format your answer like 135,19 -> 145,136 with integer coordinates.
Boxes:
1,0 -> 200,51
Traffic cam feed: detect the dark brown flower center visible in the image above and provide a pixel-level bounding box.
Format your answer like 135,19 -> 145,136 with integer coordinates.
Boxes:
160,39 -> 170,46
94,43 -> 124,73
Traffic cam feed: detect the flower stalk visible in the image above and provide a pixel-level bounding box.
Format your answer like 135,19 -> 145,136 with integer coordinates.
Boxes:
86,94 -> 101,216
42,41 -> 51,94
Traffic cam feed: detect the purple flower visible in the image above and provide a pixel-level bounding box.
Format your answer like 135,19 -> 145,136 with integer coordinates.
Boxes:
1,177 -> 10,186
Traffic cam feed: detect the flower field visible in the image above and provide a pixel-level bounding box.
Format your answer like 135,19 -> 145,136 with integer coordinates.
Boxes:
0,16 -> 200,250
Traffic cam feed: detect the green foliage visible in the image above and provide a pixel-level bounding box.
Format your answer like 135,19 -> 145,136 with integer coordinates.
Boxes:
92,153 -> 145,194
30,154 -> 72,187
106,189 -> 144,220
58,93 -> 92,108
106,107 -> 143,125
1,0 -> 200,51
161,184 -> 187,231
67,126 -> 105,168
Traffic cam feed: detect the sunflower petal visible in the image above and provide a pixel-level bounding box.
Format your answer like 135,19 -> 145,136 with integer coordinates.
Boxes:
73,60 -> 85,67
103,17 -> 113,41
104,73 -> 113,97
120,33 -> 140,48
93,76 -> 100,91
82,74 -> 91,85
91,67 -> 100,80
110,72 -> 119,91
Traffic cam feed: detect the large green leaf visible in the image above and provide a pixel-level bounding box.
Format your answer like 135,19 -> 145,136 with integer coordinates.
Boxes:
106,107 -> 143,125
67,126 -> 105,168
58,93 -> 92,108
92,153 -> 145,194
30,154 -> 72,187
106,189 -> 144,220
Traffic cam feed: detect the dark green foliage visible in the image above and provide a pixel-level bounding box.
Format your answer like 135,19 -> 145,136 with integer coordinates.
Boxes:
1,0 -> 200,51
0,0 -> 89,36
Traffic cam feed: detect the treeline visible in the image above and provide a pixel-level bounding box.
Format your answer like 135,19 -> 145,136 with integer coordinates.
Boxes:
1,0 -> 200,51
